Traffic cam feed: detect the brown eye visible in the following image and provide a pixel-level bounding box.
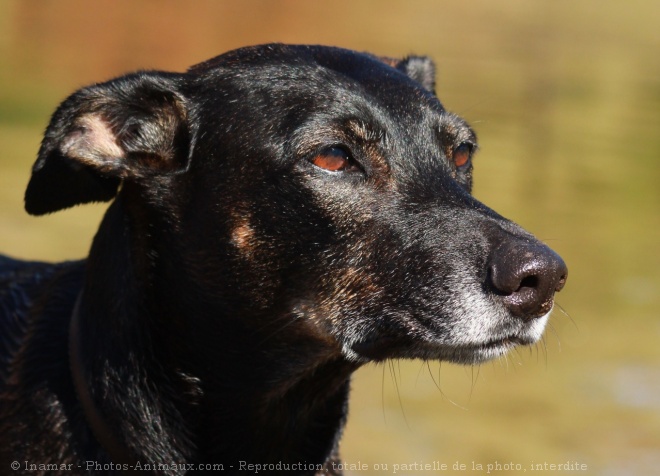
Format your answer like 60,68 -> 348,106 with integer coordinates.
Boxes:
310,147 -> 353,172
452,143 -> 471,168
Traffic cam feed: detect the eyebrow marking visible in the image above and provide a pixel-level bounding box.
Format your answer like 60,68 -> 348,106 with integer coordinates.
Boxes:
346,119 -> 386,144
438,113 -> 478,147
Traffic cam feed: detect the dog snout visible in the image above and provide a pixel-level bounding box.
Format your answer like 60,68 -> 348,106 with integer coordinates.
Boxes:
487,240 -> 568,319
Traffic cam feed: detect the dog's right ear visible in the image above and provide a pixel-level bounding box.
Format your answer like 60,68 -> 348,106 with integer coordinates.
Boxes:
25,72 -> 190,216
397,56 -> 436,94
377,55 -> 436,94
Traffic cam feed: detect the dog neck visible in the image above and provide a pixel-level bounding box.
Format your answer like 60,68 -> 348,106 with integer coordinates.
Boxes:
72,196 -> 358,471
69,291 -> 138,470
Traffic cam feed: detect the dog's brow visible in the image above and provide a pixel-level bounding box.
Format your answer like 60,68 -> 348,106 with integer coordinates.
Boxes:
437,114 -> 477,148
346,119 -> 386,144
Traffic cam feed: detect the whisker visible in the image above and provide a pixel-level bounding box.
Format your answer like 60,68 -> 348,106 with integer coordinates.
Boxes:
468,365 -> 481,403
381,364 -> 387,424
426,361 -> 442,392
539,334 -> 549,368
389,360 -> 410,429
415,360 -> 427,387
555,302 -> 578,331
498,352 -> 509,372
512,347 -> 523,369
436,362 -> 468,410
546,322 -> 562,352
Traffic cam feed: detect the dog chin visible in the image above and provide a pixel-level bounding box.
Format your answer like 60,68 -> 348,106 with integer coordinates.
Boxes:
345,310 -> 552,365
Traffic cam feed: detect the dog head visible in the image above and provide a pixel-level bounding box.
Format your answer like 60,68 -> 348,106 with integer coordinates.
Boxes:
25,44 -> 567,366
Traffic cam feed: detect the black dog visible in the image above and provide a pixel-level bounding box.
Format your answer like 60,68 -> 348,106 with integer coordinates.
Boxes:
0,44 -> 567,475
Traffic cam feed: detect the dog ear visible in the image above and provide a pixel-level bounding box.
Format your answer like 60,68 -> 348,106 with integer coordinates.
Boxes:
25,72 -> 190,216
378,55 -> 436,94
398,56 -> 436,93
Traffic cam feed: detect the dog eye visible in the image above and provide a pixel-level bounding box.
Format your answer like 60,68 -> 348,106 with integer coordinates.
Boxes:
452,143 -> 472,169
310,147 -> 355,172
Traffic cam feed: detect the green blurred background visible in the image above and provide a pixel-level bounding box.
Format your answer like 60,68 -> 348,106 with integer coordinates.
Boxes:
0,1 -> 658,474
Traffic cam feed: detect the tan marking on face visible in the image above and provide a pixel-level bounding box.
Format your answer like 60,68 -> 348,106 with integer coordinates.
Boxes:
344,119 -> 394,190
346,119 -> 372,142
231,215 -> 256,255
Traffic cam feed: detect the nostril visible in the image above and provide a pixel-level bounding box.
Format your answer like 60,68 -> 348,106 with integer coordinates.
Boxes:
555,273 -> 568,292
487,264 -> 541,296
518,275 -> 539,291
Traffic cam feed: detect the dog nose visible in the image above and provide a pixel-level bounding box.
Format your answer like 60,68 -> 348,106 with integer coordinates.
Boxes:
488,240 -> 568,319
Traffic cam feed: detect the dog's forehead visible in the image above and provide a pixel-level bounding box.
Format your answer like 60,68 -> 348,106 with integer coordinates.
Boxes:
190,44 -> 397,78
189,43 -> 444,111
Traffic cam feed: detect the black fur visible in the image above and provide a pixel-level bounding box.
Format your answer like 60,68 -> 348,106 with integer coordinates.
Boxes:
1,44 -> 567,475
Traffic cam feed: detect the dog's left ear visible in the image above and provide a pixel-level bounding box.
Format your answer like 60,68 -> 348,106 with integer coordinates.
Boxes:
378,55 -> 436,94
25,72 -> 190,216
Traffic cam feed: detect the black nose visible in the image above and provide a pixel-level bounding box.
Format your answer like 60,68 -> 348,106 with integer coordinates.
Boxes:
488,240 -> 568,319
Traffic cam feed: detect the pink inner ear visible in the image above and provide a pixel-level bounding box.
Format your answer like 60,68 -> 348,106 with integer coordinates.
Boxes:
61,114 -> 125,168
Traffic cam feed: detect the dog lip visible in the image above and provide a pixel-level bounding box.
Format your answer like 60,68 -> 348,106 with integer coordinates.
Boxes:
350,337 -> 402,362
348,307 -> 553,362
350,333 -> 533,362
477,334 -> 527,349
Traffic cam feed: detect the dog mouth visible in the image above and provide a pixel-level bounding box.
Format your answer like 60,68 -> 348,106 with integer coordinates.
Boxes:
466,334 -> 530,356
341,302 -> 554,364
476,335 -> 523,350
349,330 -> 540,364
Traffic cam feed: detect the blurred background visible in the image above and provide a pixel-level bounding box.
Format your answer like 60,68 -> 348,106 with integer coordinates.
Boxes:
0,1 -> 658,474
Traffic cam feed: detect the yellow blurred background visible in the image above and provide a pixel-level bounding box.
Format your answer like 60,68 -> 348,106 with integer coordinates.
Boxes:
1,1 -> 658,474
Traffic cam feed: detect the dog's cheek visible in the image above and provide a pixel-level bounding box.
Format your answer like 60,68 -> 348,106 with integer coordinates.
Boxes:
224,211 -> 284,309
320,266 -> 384,321
311,239 -> 401,348
222,191 -> 341,312
286,243 -> 384,348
